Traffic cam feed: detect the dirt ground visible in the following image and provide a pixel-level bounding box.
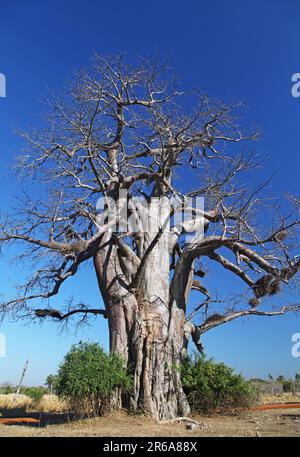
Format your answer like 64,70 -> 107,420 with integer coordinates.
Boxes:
0,408 -> 300,437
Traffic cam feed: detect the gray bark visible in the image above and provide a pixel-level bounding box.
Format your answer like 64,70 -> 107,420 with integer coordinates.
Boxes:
93,204 -> 190,420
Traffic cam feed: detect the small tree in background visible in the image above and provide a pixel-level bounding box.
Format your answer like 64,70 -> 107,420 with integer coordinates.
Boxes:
295,373 -> 300,391
45,374 -> 58,394
55,342 -> 132,417
0,383 -> 14,395
21,386 -> 48,402
276,375 -> 296,393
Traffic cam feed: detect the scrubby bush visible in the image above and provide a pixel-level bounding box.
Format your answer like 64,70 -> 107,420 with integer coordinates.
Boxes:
281,379 -> 294,393
0,384 -> 47,401
248,378 -> 283,396
181,355 -> 255,413
55,342 -> 132,417
0,383 -> 14,394
21,386 -> 48,402
295,373 -> 300,391
276,375 -> 296,393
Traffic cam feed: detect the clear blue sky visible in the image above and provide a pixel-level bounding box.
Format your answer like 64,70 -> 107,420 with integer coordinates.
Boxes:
1,0 -> 300,385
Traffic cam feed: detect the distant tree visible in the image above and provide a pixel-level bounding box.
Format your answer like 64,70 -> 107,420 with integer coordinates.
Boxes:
0,382 -> 14,394
0,55 -> 300,419
21,386 -> 47,401
295,373 -> 300,391
45,374 -> 58,395
283,379 -> 294,393
276,375 -> 295,393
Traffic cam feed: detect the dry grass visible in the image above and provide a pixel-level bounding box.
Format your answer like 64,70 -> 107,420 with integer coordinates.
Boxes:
0,394 -> 67,414
1,391 -> 299,414
0,394 -> 32,412
1,391 -> 300,414
260,392 -> 300,404
36,395 -> 67,413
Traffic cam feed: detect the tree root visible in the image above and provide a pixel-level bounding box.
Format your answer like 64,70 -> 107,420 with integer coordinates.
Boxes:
158,417 -> 209,430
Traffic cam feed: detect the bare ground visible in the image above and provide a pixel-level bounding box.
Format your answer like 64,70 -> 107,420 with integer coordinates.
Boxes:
0,408 -> 300,437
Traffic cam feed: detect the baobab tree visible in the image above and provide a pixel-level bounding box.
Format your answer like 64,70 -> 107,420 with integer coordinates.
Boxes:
1,55 -> 300,420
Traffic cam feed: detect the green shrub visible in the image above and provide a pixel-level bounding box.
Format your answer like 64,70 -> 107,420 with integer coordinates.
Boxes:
0,383 -> 14,394
282,380 -> 294,393
55,342 -> 132,417
21,386 -> 48,402
181,355 -> 254,413
276,376 -> 295,393
295,373 -> 300,392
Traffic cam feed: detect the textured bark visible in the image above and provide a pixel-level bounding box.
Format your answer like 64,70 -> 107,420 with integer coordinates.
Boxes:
93,208 -> 190,420
128,300 -> 190,419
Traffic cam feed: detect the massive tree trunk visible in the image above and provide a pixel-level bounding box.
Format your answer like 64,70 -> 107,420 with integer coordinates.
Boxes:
128,302 -> 189,420
93,204 -> 190,420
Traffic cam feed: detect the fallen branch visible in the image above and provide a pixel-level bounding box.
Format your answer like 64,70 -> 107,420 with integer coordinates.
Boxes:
158,416 -> 209,430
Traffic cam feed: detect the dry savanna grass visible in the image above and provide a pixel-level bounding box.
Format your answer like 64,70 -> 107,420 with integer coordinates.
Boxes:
0,394 -> 32,412
1,391 -> 300,415
36,395 -> 67,413
260,392 -> 300,404
0,394 -> 67,414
